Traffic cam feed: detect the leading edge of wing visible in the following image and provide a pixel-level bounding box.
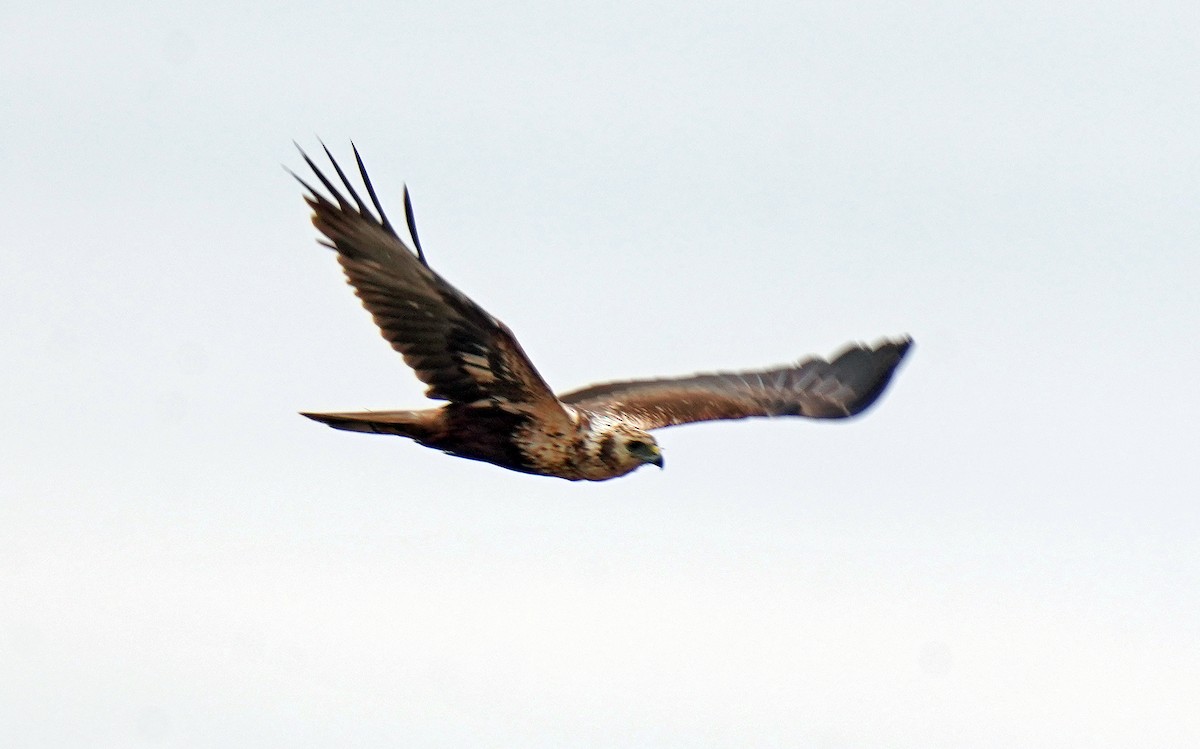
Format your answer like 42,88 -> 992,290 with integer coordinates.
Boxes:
557,336 -> 913,429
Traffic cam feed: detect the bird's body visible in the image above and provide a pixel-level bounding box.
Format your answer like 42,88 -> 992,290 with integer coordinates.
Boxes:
294,145 -> 911,481
306,404 -> 659,480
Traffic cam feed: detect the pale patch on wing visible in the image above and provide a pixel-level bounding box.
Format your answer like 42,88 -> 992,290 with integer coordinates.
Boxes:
458,352 -> 497,384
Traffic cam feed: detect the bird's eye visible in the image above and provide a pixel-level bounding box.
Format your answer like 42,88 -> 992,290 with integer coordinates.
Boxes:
628,440 -> 646,452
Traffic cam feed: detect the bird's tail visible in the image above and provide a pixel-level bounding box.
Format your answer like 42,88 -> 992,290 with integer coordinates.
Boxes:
300,410 -> 438,441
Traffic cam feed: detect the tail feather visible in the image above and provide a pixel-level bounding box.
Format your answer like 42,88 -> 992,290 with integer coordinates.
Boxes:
301,410 -> 436,440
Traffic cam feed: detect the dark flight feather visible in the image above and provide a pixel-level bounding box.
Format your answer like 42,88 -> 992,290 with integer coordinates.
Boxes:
558,338 -> 911,429
294,146 -> 567,416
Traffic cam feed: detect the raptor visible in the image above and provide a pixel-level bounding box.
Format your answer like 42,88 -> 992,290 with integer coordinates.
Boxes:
294,145 -> 911,481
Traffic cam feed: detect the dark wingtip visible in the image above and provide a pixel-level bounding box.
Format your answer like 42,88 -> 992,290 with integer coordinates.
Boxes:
841,335 -> 913,417
295,143 -> 348,210
403,185 -> 427,266
350,142 -> 400,239
295,140 -> 425,252
287,142 -> 315,191
321,142 -> 374,218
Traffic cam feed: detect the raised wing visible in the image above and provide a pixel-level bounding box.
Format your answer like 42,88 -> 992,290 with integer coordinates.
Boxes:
294,144 -> 564,414
558,337 -> 912,430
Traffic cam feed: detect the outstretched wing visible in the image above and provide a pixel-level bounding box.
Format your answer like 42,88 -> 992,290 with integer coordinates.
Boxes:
294,144 -> 565,416
558,337 -> 912,430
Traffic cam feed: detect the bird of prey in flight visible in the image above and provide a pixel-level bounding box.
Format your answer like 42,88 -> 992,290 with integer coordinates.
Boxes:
293,145 -> 911,481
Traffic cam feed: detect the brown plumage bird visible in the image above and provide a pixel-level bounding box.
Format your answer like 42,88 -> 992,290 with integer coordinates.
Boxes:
294,145 -> 912,481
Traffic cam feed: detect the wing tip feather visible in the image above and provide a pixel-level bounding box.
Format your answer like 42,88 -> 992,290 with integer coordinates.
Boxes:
836,334 -> 913,417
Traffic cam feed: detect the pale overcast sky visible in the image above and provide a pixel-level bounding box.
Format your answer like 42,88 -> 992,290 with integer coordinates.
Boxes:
3,1 -> 1198,746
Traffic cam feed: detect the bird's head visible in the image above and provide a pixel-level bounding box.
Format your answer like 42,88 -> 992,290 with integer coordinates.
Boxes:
617,427 -> 664,470
583,419 -> 665,478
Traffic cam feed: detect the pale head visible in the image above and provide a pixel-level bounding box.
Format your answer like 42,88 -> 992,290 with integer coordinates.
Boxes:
586,419 -> 664,478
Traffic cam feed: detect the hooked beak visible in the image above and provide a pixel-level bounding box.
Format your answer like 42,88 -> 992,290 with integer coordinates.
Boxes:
630,441 -> 664,470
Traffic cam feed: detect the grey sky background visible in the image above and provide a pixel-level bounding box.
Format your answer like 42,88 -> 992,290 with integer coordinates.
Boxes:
3,1 -> 1198,746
